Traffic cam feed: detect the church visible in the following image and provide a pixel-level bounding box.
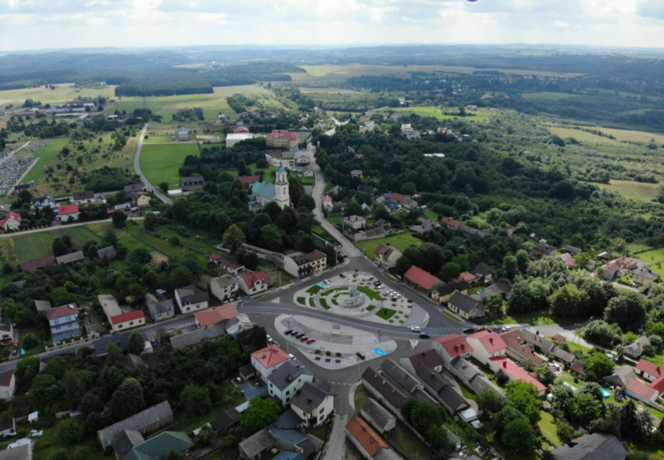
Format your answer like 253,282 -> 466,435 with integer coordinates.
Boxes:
248,165 -> 290,211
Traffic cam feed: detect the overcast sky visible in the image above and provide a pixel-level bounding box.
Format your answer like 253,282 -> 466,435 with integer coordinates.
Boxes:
1,0 -> 663,52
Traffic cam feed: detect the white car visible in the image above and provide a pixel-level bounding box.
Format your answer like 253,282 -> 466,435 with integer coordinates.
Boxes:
324,279 -> 331,285
410,326 -> 421,332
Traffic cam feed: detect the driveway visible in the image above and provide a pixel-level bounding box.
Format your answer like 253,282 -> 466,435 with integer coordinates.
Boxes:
133,123 -> 173,205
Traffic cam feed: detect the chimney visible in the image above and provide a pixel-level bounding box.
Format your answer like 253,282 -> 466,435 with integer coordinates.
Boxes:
461,343 -> 465,350
503,361 -> 507,368
489,338 -> 493,345
307,398 -> 312,404
454,344 -> 459,351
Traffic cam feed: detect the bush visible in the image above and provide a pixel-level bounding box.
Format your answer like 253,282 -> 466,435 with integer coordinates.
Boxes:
56,418 -> 85,445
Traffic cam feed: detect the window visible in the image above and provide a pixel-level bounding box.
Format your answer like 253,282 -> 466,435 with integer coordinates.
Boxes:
129,322 -> 134,326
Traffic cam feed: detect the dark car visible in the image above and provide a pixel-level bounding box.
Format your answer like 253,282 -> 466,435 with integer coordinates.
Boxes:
356,352 -> 366,360
419,332 -> 430,339
295,332 -> 305,339
462,327 -> 475,334
340,273 -> 347,278
285,329 -> 292,336
373,280 -> 381,286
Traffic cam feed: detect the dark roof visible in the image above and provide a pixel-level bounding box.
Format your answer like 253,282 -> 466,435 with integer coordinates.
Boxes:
56,251 -> 84,265
405,349 -> 443,373
361,398 -> 396,432
519,329 -> 555,353
126,354 -> 148,373
289,252 -> 311,266
111,429 -> 144,460
97,246 -> 117,260
415,365 -> 469,412
73,191 -> 94,200
570,360 -> 586,376
290,380 -> 333,412
180,176 -> 204,185
0,370 -> 14,388
268,361 -> 312,391
175,285 -> 209,304
146,294 -> 174,315
0,444 -> 30,460
623,337 -> 651,359
449,292 -> 485,317
552,433 -> 627,460
97,401 -> 173,448
361,368 -> 408,410
472,282 -> 511,302
273,408 -> 303,430
124,184 -> 143,193
211,408 -> 240,432
381,359 -> 420,393
432,281 -> 469,296
170,323 -> 225,349
561,245 -> 583,255
239,427 -> 275,459
20,255 -> 56,272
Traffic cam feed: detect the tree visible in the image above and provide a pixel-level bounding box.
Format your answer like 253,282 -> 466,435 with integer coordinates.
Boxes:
620,399 -> 650,441
439,262 -> 461,281
410,402 -> 444,434
485,295 -> 505,322
604,292 -> 647,332
63,370 -> 85,410
259,224 -> 282,251
506,380 -> 541,424
128,247 -> 152,265
583,352 -> 616,382
502,419 -> 537,452
549,284 -> 588,317
476,387 -> 504,417
112,210 -> 127,228
109,378 -> 145,422
30,374 -> 61,413
21,332 -> 40,350
572,392 -> 604,428
16,356 -> 40,391
240,397 -> 281,433
181,385 -> 212,417
493,406 -> 528,438
159,182 -> 169,192
223,224 -> 246,254
344,201 -> 362,217
127,331 -> 145,356
536,364 -> 556,387
144,212 -> 159,231
56,418 -> 85,445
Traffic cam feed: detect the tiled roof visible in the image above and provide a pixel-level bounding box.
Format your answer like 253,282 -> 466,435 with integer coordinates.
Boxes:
252,344 -> 290,369
469,330 -> 507,354
345,416 -> 388,457
361,368 -> 408,409
637,359 -> 663,378
434,334 -> 473,358
110,310 -> 145,325
651,376 -> 664,394
241,269 -> 269,290
552,433 -> 627,460
58,204 -> 79,215
195,304 -> 239,328
490,357 -> 547,392
454,271 -> 477,283
0,369 -> 14,388
404,265 -> 440,291
306,250 -> 326,262
404,349 -> 443,372
626,379 -> 657,400
0,212 -> 21,227
268,130 -> 299,140
46,304 -> 78,320
97,401 -> 173,448
290,380 -> 333,412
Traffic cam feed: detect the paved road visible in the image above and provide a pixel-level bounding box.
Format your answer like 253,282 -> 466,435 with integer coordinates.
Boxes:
133,123 -> 173,205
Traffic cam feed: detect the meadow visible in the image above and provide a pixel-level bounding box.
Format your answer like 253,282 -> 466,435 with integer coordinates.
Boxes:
596,180 -> 660,202
355,232 -> 422,259
634,248 -> 664,276
140,143 -> 200,187
522,92 -> 579,101
8,226 -> 102,263
384,106 -> 494,122
0,83 -> 116,110
17,137 -> 70,183
548,127 -> 617,143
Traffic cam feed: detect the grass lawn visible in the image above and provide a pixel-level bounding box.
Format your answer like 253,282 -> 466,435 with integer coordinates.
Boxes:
563,340 -> 593,354
356,286 -> 382,301
145,134 -> 176,142
386,420 -> 435,460
376,308 -> 396,320
597,180 -> 659,202
320,299 -> 331,310
0,83 -> 116,110
443,310 -> 463,323
18,138 -> 70,184
321,287 -> 347,296
10,226 -> 102,262
385,106 -> 493,122
354,383 -> 369,408
296,297 -> 306,305
424,210 -> 439,221
538,411 -> 561,447
484,309 -> 567,327
307,285 -> 323,295
356,232 -> 422,259
634,248 -> 664,276
140,142 -> 200,187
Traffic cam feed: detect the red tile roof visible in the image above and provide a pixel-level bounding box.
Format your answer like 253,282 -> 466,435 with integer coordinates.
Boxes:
241,269 -> 268,290
490,357 -> 547,393
441,217 -> 465,228
453,271 -> 477,283
234,126 -> 250,133
219,259 -> 243,270
0,212 -> 21,227
58,204 -> 80,215
46,304 -> 79,320
323,195 -> 333,203
651,376 -> 664,395
390,193 -> 408,203
434,334 -> 473,358
345,416 -> 389,457
267,131 -> 299,140
0,369 -> 14,388
637,359 -> 663,378
306,250 -> 326,262
469,330 -> 507,354
252,345 -> 290,369
551,334 -> 566,342
195,304 -> 239,329
627,379 -> 658,400
110,309 -> 145,325
237,175 -> 261,184
404,266 -> 440,291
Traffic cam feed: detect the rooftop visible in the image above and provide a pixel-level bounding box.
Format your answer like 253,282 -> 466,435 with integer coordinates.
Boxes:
252,344 -> 290,369
345,416 -> 389,458
490,357 -> 547,393
404,265 -> 440,291
434,334 -> 473,358
468,330 -> 507,354
195,304 -> 239,329
45,303 -> 78,321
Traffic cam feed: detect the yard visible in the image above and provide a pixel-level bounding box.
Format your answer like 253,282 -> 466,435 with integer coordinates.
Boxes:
633,248 -> 664,276
355,232 -> 422,259
384,106 -> 494,122
140,142 -> 200,187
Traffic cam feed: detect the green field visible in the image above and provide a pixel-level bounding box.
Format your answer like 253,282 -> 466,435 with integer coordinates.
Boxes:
0,83 -> 116,112
10,226 -> 102,262
19,138 -> 70,184
635,248 -> 664,276
548,127 -> 617,144
145,134 -> 176,142
140,143 -> 200,187
522,92 -> 578,101
382,106 -> 493,122
597,180 -> 659,202
356,232 -> 422,259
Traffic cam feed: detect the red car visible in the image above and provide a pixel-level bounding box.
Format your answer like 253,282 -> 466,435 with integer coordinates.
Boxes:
306,338 -> 316,344
290,330 -> 299,336
12,342 -> 19,350
299,336 -> 308,342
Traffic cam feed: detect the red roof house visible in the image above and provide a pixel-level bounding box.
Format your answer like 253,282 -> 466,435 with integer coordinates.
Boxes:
234,126 -> 250,133
636,359 -> 664,381
237,175 -> 261,185
45,304 -> 79,321
58,204 -> 79,215
453,271 -> 477,283
251,344 -> 290,383
441,217 -> 465,229
404,266 -> 440,292
626,379 -> 659,403
433,334 -> 473,363
490,356 -> 547,395
267,131 -> 299,141
467,330 -> 507,366
0,212 -> 21,230
239,269 -> 269,295
195,304 -> 240,329
110,310 -> 145,325
345,416 -> 390,458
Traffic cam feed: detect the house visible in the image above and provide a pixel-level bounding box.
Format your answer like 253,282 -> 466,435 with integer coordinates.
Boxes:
45,303 -> 81,341
181,176 -> 204,187
57,204 -> 80,222
31,195 -> 56,210
600,262 -> 621,280
71,191 -> 95,205
551,433 -> 627,460
124,184 -> 143,195
267,361 -> 315,407
623,337 -> 651,360
400,349 -> 444,375
97,246 -> 117,260
598,251 -> 612,260
471,282 -> 511,304
145,294 -> 174,322
0,419 -> 16,441
403,266 -> 441,294
350,170 -> 363,179
177,127 -> 189,141
344,215 -> 366,231
0,204 -> 10,214
210,275 -> 239,302
0,443 -> 31,460
345,416 -> 402,460
170,323 -> 226,349
448,357 -> 506,398
99,295 -> 145,332
238,427 -> 275,460
431,281 -> 469,304
225,314 -> 253,336
561,245 -> 582,256
441,217 -> 466,230
604,366 -> 637,388
472,267 -> 492,282
626,379 -> 659,404
174,285 -> 209,314
238,175 -> 262,187
414,364 -> 472,414
132,192 -> 151,207
294,151 -> 310,166
361,398 -> 396,434
615,256 -> 639,270
532,243 -> 557,259
361,367 -> 408,416
97,401 -> 174,450
266,130 -> 299,149
374,244 -> 402,270
208,255 -> 245,274
0,318 -> 14,344
239,270 -> 269,296
570,360 -> 586,378
467,330 -> 507,365
636,359 -> 663,382
20,255 -> 56,272
0,212 -> 21,231
283,252 -> 317,279
381,359 -> 437,406
490,357 -> 547,396
56,251 -> 84,265
560,253 -> 577,270
0,370 -> 16,400
433,334 -> 473,365
632,267 -> 659,285
212,408 -> 240,435
374,219 -> 391,229
447,292 -> 485,319
195,304 -> 239,329
251,344 -> 291,384
501,329 -> 546,367
226,133 -> 255,147
123,431 -> 192,460
322,195 -> 334,212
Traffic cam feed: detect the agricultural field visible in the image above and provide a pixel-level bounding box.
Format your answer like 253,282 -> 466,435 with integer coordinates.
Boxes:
140,142 -> 200,187
383,106 -> 494,122
522,92 -> 579,101
113,84 -> 278,123
5,226 -> 102,263
16,137 -> 70,183
355,232 -> 422,259
598,127 -> 664,144
0,83 -> 116,112
596,180 -> 660,202
547,127 -> 617,144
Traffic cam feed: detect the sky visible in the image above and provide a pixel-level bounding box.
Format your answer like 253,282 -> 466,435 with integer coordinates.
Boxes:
1,0 -> 664,51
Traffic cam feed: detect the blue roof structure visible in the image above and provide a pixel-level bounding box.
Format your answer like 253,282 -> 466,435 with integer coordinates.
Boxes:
273,452 -> 305,460
252,181 -> 276,200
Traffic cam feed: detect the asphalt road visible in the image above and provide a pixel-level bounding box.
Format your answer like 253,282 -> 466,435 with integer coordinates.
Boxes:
133,123 -> 173,205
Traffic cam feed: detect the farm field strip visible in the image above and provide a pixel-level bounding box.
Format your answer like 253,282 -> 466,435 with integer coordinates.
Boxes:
0,83 -> 116,109
17,138 -> 70,184
10,226 -> 102,262
140,143 -> 200,187
298,64 -> 583,78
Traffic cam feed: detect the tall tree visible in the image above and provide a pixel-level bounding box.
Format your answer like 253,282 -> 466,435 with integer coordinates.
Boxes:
506,380 -> 541,424
223,224 -> 246,254
127,331 -> 145,356
109,378 -> 145,422
240,397 -> 281,433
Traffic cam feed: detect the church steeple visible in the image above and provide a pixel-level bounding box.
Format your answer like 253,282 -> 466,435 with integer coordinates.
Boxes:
274,162 -> 290,209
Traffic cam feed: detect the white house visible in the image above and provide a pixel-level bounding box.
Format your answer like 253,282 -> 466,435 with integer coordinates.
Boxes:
374,244 -> 402,270
225,133 -> 255,148
267,361 -> 314,406
45,304 -> 81,341
433,334 -> 474,365
31,195 -> 56,210
57,204 -> 80,222
210,275 -> 239,303
343,215 -> 366,231
177,127 -> 189,141
250,345 -> 291,384
0,212 -> 21,232
174,285 -> 210,314
283,250 -> 327,279
99,294 -> 145,332
0,370 -> 16,400
466,331 -> 507,366
291,380 -> 335,429
71,191 -> 96,205
238,270 -> 269,296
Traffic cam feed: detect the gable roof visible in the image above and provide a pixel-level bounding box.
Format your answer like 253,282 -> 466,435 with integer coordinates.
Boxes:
404,349 -> 443,372
414,365 -> 469,412
345,416 -> 389,457
97,246 -> 117,260
570,360 -> 586,376
375,244 -> 401,259
502,336 -> 546,366
454,271 -> 477,283
0,370 -> 14,388
361,398 -> 395,432
636,359 -> 663,378
381,359 -> 421,393
626,379 -> 658,400
252,181 -> 276,200
268,361 -> 313,391
252,344 -> 290,369
0,212 -> 21,227
434,334 -> 473,358
211,408 -> 240,433
468,330 -> 506,354
46,303 -> 78,321
552,433 -> 627,460
0,444 -> 31,460
111,429 -> 144,460
404,266 -> 440,291
73,191 -> 94,201
449,292 -> 485,317
238,175 -> 261,184
170,323 -> 225,349
490,357 -> 547,393
97,401 -> 173,448
239,428 -> 275,459
432,281 -> 469,297
605,366 -> 637,387
361,368 -> 408,409
241,269 -> 269,290
290,380 -> 333,412
56,251 -> 84,265
195,304 -> 239,329
110,310 -> 145,325
124,431 -> 193,460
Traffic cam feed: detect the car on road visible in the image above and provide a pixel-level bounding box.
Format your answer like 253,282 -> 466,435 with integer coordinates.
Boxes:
267,334 -> 273,342
11,349 -> 18,356
290,330 -> 299,336
307,338 -> 316,344
410,326 -> 421,332
288,353 -> 295,359
419,332 -> 430,339
356,352 -> 366,360
462,327 -> 475,334
340,273 -> 347,278
295,332 -> 305,339
324,279 -> 331,285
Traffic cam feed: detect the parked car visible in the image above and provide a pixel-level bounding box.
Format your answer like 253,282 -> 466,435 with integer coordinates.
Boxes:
373,281 -> 382,286
340,273 -> 346,278
11,349 -> 17,356
290,330 -> 299,336
356,352 -> 366,360
324,279 -> 331,285
300,336 -> 308,342
295,332 -> 305,339
285,329 -> 292,336
307,338 -> 316,344
12,342 -> 18,350
462,327 -> 475,334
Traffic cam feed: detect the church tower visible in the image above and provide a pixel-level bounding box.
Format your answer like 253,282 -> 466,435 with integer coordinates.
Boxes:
274,163 -> 290,209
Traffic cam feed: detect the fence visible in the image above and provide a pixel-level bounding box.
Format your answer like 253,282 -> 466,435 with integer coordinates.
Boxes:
44,332 -> 100,352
